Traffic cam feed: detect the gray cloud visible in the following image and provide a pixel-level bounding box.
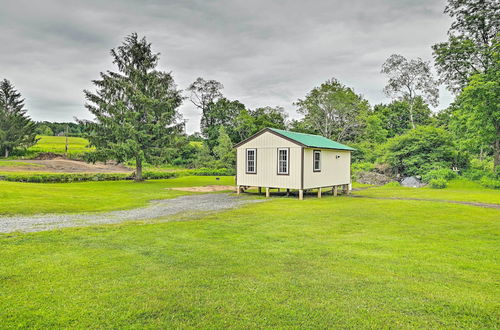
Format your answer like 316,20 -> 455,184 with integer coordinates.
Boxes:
0,0 -> 453,133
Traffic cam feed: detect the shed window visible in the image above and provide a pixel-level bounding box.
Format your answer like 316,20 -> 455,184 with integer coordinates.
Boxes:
313,150 -> 321,172
277,148 -> 289,175
246,149 -> 256,174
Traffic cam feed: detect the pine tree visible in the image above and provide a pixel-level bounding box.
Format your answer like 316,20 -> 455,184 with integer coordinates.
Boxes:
0,79 -> 38,158
81,33 -> 184,180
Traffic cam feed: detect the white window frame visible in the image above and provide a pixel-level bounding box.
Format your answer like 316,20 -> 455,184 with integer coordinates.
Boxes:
313,150 -> 321,172
246,148 -> 256,174
277,148 -> 289,175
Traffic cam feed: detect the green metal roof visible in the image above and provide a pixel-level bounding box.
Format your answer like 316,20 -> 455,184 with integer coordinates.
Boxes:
269,128 -> 356,151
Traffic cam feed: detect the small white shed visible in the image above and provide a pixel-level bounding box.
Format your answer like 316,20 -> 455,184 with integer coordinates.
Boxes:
234,128 -> 355,200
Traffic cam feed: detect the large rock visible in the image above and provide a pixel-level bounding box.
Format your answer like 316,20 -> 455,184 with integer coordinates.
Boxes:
356,171 -> 394,185
400,176 -> 425,188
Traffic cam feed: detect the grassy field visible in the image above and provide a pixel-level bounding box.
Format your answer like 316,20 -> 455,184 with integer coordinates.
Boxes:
0,161 -> 44,167
355,179 -> 500,204
0,194 -> 498,327
0,178 -> 498,328
0,176 -> 234,215
27,135 -> 93,156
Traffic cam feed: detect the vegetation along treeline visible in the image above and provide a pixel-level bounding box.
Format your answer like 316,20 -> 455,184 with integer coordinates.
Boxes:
0,0 -> 498,186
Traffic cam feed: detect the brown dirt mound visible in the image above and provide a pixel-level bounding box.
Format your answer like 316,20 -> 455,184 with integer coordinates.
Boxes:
34,152 -> 64,160
169,185 -> 235,192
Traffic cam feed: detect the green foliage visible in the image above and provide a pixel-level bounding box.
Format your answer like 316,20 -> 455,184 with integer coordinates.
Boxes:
384,181 -> 401,187
382,126 -> 456,176
432,0 -> 498,92
0,168 -> 234,183
479,177 -> 500,189
295,78 -> 370,142
35,124 -> 54,136
429,178 -> 448,189
372,98 -> 432,138
81,33 -> 184,180
213,126 -> 235,168
0,79 -> 38,158
250,106 -> 287,132
456,71 -> 500,168
36,121 -> 85,137
422,168 -> 458,183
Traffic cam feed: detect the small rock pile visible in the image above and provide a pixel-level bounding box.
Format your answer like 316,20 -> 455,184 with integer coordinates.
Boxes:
356,171 -> 395,185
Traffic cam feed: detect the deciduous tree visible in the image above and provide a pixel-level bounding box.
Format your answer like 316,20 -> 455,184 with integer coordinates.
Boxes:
295,78 -> 369,142
432,0 -> 499,92
381,54 -> 439,129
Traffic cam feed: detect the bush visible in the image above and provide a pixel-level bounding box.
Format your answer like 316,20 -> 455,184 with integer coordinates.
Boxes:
0,167 -> 235,183
0,172 -> 132,183
479,177 -> 500,189
381,126 -> 456,177
429,178 -> 447,189
384,181 -> 400,187
422,168 -> 457,183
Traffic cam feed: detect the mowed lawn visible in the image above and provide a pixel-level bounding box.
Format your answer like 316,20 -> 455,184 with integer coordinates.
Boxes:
0,180 -> 499,328
354,179 -> 500,204
0,176 -> 235,215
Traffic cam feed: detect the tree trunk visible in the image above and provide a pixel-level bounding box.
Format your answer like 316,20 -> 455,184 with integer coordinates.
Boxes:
494,137 -> 500,169
135,157 -> 143,181
4,148 -> 9,158
409,99 -> 416,129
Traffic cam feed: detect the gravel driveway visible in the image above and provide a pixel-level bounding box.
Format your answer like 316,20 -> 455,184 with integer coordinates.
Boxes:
0,193 -> 266,233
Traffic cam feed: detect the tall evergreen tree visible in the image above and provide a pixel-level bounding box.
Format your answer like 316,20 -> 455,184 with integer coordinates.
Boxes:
81,33 -> 184,180
0,79 -> 38,157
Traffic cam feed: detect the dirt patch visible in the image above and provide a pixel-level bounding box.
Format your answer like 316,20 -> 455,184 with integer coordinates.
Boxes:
0,159 -> 131,173
170,185 -> 236,192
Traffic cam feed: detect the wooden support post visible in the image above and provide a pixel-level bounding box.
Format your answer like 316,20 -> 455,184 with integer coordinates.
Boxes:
333,185 -> 338,196
258,187 -> 262,195
298,189 -> 304,200
343,184 -> 348,194
318,187 -> 322,198
265,187 -> 270,198
236,185 -> 240,195
277,188 -> 280,193
347,183 -> 352,195
286,189 -> 290,197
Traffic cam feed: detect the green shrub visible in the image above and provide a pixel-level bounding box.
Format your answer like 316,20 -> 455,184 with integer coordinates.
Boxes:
429,178 -> 447,189
384,181 -> 401,187
479,177 -> 500,189
0,172 -> 132,183
422,168 -> 457,183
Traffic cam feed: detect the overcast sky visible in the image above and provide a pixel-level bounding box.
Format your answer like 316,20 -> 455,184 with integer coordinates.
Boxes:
0,0 -> 454,133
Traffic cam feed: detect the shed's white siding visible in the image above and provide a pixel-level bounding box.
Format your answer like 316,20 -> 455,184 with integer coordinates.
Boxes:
302,148 -> 351,189
236,131 -> 302,189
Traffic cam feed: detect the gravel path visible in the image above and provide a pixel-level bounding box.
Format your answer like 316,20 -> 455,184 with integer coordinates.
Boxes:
0,193 -> 266,233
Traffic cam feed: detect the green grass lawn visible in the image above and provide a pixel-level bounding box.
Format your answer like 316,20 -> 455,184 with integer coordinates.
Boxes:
27,135 -> 93,155
0,195 -> 498,328
0,161 -> 44,167
354,179 -> 500,204
0,176 -> 235,215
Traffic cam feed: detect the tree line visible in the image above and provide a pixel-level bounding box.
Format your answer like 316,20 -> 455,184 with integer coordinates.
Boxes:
0,0 -> 498,183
